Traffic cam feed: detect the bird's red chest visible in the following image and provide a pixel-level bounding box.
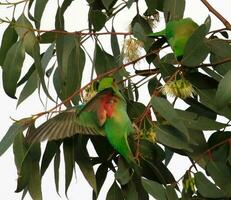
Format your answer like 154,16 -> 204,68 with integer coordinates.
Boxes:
97,94 -> 119,126
102,95 -> 117,117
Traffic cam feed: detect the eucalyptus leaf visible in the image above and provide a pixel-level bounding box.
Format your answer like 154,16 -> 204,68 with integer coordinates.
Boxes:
0,22 -> 18,66
215,69 -> 231,108
2,40 -> 25,98
142,178 -> 166,200
151,96 -> 189,140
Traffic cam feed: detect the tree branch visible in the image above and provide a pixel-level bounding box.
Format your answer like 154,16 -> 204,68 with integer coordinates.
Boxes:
201,0 -> 231,30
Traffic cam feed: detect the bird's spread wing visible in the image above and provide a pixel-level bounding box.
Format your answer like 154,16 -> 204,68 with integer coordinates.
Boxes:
27,107 -> 105,143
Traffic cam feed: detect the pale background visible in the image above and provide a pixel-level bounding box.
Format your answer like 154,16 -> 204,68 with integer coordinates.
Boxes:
0,0 -> 230,199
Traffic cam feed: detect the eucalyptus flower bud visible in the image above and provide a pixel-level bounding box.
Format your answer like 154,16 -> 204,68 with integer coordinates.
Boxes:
162,79 -> 195,99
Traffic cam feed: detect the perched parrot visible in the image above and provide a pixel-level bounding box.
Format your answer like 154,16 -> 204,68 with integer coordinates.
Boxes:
27,77 -> 139,173
149,18 -> 199,60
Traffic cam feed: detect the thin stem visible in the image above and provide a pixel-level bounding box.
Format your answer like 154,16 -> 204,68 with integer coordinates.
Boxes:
201,0 -> 231,30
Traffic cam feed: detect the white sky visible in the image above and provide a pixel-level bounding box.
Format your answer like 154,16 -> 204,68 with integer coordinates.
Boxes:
0,0 -> 231,199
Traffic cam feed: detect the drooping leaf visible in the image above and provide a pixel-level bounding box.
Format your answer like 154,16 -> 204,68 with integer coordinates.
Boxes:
15,14 -> 37,57
131,15 -> 153,49
208,39 -> 231,76
106,181 -> 124,200
102,0 -> 114,10
89,10 -> 107,31
215,69 -> 231,108
163,0 -> 185,21
176,109 -> 226,130
151,96 -> 189,140
111,26 -> 120,61
2,40 -> 25,98
93,43 -> 116,75
206,161 -> 231,196
17,71 -> 38,106
41,141 -> 61,176
54,149 -> 61,194
33,41 -> 54,102
0,22 -> 18,66
93,163 -> 108,199
156,125 -> 192,152
195,172 -> 225,198
17,64 -> 36,87
75,137 -> 97,193
0,121 -> 27,156
181,24 -> 209,66
142,178 -> 166,200
34,0 -> 49,28
55,35 -> 85,103
115,158 -> 131,185
165,185 -> 178,200
63,138 -> 74,194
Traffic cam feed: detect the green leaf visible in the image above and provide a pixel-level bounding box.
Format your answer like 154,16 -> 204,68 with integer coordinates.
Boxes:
63,138 -> 74,194
0,122 -> 27,156
39,32 -> 56,43
89,10 -> 107,31
17,71 -> 38,106
2,40 -> 25,98
102,0 -> 114,9
55,35 -> 84,103
115,158 -> 131,185
94,164 -> 108,199
208,39 -> 231,76
93,43 -> 116,75
0,22 -> 18,66
54,149 -> 61,194
106,181 -> 124,200
28,143 -> 42,200
156,125 -> 192,152
145,0 -> 164,12
131,15 -> 153,49
15,14 -> 37,57
75,137 -> 97,193
166,185 -> 178,199
195,88 -> 231,120
33,42 -> 54,102
176,109 -> 226,130
181,24 -> 209,66
41,42 -> 55,70
163,0 -> 185,21
215,69 -> 231,108
13,133 -> 30,192
41,141 -> 61,176
13,132 -> 27,170
151,96 -> 189,139
55,0 -> 74,30
17,64 -> 36,87
207,161 -> 231,196
124,181 -> 139,200
34,0 -> 49,28
111,26 -> 120,60
195,172 -> 225,198
28,161 -> 42,200
142,178 -> 166,200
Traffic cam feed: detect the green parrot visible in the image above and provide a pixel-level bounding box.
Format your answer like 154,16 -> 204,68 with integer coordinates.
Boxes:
149,18 -> 199,60
27,77 -> 139,172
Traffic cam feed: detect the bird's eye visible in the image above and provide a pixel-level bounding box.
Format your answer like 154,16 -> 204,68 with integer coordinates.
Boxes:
108,99 -> 114,104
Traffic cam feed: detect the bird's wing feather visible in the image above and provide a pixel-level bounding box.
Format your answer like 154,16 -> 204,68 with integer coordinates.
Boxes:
27,107 -> 105,143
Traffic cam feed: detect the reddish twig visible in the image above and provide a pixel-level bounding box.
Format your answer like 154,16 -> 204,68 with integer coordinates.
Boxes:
201,0 -> 231,30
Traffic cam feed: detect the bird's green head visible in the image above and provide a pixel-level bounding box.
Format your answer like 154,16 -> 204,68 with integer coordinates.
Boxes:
97,77 -> 118,92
